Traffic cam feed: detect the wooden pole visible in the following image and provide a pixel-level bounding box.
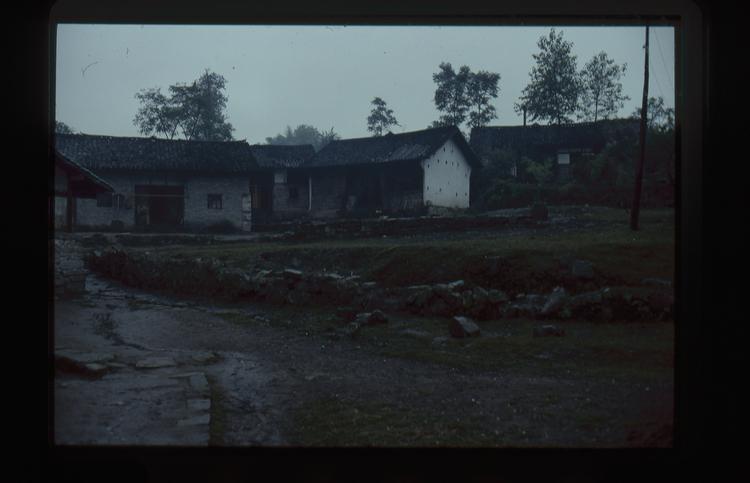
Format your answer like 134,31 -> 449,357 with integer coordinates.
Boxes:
631,26 -> 649,231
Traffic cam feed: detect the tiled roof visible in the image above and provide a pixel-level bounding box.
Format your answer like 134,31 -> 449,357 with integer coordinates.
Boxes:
54,134 -> 260,173
469,119 -> 640,158
55,151 -> 114,193
305,126 -> 482,169
248,144 -> 316,169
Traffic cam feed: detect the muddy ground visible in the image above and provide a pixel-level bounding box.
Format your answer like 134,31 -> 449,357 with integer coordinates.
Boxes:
53,272 -> 673,447
53,206 -> 674,447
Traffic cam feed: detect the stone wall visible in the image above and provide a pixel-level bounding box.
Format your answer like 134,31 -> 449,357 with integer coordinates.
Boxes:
183,176 -> 249,230
87,248 -> 674,322
53,238 -> 89,298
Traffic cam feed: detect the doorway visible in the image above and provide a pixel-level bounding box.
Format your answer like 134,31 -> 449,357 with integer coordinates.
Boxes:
134,185 -> 185,230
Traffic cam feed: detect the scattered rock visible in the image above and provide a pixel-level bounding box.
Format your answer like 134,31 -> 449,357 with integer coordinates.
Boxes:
367,309 -> 389,325
400,328 -> 431,339
447,280 -> 466,291
191,352 -> 218,364
431,336 -> 449,346
540,287 -> 568,317
354,310 -> 389,325
569,290 -> 603,309
83,363 -> 109,374
322,273 -> 345,282
187,398 -> 211,412
449,316 -> 481,338
533,325 -> 566,337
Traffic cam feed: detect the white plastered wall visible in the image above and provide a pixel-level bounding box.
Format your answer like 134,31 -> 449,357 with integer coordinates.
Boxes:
420,138 -> 472,208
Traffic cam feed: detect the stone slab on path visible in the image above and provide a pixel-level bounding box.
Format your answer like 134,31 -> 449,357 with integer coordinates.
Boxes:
136,357 -> 177,369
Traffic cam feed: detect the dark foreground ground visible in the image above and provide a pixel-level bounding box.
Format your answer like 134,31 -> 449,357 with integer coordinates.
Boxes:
52,206 -> 674,447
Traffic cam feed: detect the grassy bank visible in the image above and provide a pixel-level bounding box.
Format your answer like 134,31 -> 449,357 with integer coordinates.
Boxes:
140,207 -> 674,294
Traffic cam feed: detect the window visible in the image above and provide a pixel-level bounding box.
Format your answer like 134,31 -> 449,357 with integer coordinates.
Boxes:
207,194 -> 223,209
113,194 -> 127,209
96,192 -> 113,207
557,153 -> 571,165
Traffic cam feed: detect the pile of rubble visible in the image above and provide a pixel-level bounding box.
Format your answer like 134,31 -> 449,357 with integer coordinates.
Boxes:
87,248 -> 673,323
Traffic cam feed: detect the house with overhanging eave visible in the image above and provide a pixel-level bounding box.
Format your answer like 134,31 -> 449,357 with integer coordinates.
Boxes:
54,134 -> 261,232
470,119 -> 640,180
301,126 -> 482,218
246,144 -> 316,224
53,148 -> 114,232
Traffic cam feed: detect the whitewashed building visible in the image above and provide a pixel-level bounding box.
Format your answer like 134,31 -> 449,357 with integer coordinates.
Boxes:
301,126 -> 481,217
55,134 -> 259,231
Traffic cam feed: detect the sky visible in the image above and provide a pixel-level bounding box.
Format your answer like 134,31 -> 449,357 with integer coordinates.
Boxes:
55,24 -> 675,144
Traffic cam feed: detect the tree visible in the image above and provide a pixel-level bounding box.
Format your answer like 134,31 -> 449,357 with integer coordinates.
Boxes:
133,87 -> 179,139
318,127 -> 341,149
466,71 -> 501,130
631,96 -> 675,132
55,121 -> 76,134
516,28 -> 582,125
578,52 -> 630,122
133,69 -> 234,141
367,97 -> 399,136
266,124 -> 340,151
432,63 -> 472,127
631,95 -> 676,201
432,63 -> 501,130
170,70 -> 234,141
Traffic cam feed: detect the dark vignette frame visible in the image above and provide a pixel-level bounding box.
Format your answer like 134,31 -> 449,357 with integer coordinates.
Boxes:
35,0 -> 723,481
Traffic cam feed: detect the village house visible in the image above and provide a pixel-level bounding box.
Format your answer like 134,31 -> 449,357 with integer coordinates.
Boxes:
53,149 -> 115,232
247,144 -> 316,224
300,126 -> 482,218
469,119 -> 640,180
54,134 -> 260,232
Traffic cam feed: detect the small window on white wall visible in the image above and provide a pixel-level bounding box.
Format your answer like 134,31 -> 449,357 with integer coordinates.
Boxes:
274,169 -> 287,184
207,194 -> 223,209
557,153 -> 571,165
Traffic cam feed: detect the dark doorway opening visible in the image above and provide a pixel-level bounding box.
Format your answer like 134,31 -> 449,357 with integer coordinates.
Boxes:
134,185 -> 184,231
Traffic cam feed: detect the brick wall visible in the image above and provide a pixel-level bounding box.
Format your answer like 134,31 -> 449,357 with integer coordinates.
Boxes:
183,176 -> 249,230
271,175 -> 309,219
75,171 -> 251,230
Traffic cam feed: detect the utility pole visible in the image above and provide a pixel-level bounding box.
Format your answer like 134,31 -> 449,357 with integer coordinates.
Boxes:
631,26 -> 649,231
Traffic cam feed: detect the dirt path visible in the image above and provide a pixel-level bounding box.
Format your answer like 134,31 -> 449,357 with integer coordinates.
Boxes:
54,270 -> 673,447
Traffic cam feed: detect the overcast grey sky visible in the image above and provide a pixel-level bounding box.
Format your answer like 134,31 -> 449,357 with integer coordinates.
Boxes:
55,24 -> 675,143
